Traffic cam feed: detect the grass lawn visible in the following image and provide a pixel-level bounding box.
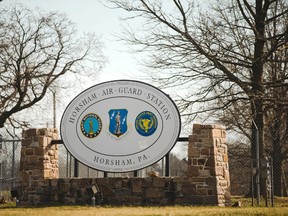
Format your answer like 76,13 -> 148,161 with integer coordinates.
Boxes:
1,205 -> 288,216
0,197 -> 288,216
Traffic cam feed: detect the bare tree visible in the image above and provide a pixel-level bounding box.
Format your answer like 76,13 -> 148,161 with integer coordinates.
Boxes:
218,0 -> 288,196
107,0 -> 288,195
0,4 -> 105,129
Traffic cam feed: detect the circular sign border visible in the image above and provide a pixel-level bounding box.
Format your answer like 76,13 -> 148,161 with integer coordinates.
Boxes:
60,80 -> 181,173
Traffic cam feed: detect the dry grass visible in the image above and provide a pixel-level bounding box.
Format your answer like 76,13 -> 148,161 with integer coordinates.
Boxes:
1,205 -> 288,216
1,197 -> 288,216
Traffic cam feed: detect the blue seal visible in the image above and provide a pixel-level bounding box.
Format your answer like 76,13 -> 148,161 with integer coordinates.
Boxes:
108,109 -> 128,138
135,111 -> 158,136
80,113 -> 102,138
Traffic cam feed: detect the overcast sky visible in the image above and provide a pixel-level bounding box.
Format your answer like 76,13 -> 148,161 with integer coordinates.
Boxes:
16,0 -> 142,83
1,0 -> 196,136
1,0 -> 145,129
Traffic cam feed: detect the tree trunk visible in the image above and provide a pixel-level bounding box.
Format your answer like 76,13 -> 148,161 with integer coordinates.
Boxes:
250,99 -> 266,196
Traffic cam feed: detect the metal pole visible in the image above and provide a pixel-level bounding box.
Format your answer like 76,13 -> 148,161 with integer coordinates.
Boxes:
11,128 -> 16,188
256,127 -> 260,206
252,120 -> 260,206
251,160 -> 254,206
133,170 -> 138,177
165,153 -> 170,177
265,177 -> 268,207
66,151 -> 69,178
270,158 -> 274,207
53,91 -> 56,128
162,158 -> 165,176
11,140 -> 15,188
74,158 -> 79,177
69,154 -> 72,178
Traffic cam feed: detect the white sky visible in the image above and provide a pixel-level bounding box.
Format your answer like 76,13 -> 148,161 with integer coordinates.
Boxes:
17,0 -> 142,83
2,0 -> 194,134
8,0 -> 148,129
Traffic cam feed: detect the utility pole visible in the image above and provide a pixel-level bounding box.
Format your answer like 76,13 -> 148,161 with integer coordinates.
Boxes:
53,91 -> 56,128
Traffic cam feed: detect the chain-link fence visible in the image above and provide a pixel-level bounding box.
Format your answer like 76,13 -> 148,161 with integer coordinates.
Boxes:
0,139 -> 21,192
228,128 -> 288,206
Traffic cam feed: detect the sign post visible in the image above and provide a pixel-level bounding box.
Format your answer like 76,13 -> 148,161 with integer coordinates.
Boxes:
60,80 -> 181,172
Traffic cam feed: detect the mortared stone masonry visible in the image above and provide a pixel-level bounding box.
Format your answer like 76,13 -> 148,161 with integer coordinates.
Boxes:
18,124 -> 230,206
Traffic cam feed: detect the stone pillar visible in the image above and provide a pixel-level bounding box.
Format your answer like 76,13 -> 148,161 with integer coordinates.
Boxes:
186,124 -> 230,206
20,128 -> 59,205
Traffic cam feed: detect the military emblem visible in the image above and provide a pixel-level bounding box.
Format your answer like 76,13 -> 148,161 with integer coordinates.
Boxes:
80,113 -> 102,138
135,111 -> 158,136
108,109 -> 128,138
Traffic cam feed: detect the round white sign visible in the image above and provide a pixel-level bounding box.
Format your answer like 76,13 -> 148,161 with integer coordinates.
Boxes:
60,80 -> 181,172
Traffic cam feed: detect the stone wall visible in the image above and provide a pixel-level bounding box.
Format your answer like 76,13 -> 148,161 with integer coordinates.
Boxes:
18,125 -> 230,206
186,124 -> 230,206
19,128 -> 59,204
